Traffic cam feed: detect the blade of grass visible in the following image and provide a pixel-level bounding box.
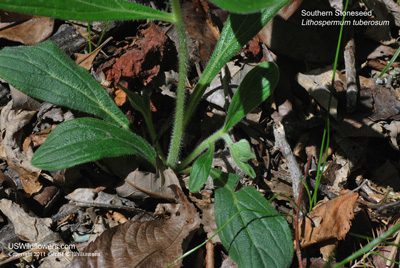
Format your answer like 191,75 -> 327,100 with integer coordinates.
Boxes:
311,0 -> 350,210
96,21 -> 111,47
378,46 -> 400,78
87,22 -> 92,53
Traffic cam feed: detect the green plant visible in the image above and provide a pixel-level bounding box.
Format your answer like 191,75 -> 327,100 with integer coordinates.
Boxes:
0,0 -> 293,267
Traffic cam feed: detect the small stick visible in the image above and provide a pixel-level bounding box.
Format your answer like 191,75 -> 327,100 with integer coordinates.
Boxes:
205,240 -> 214,268
344,27 -> 358,113
124,179 -> 175,201
273,123 -> 303,208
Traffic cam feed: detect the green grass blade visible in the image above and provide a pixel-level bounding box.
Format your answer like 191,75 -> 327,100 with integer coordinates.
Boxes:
378,46 -> 400,78
311,0 -> 349,209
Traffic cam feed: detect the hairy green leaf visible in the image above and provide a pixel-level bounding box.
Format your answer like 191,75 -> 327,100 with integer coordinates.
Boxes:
227,139 -> 255,178
189,144 -> 214,192
211,169 -> 293,268
209,0 -> 281,13
183,0 -> 290,126
31,118 -> 156,170
0,0 -> 174,22
223,62 -> 279,131
0,41 -> 130,129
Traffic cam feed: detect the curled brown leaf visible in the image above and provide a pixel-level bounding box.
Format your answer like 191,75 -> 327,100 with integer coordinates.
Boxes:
67,185 -> 200,268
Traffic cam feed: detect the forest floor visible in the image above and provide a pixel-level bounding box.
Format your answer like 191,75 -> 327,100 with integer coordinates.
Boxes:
1,0 -> 400,267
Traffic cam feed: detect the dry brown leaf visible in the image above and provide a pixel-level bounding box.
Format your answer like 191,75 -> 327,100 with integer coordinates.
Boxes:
296,67 -> 339,119
368,86 -> 400,121
383,120 -> 400,149
0,199 -> 61,244
103,23 -> 168,88
0,101 -> 42,195
9,85 -> 41,111
0,199 -> 73,267
190,191 -> 220,243
319,240 -> 338,261
0,13 -> 54,45
182,1 -> 219,67
66,185 -> 200,268
299,191 -> 359,249
116,160 -> 181,200
330,155 -> 351,191
75,36 -> 112,70
367,45 -> 397,59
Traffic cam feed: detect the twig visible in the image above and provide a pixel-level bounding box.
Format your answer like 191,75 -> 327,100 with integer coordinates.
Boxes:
344,27 -> 358,113
273,122 -> 303,210
124,179 -> 175,201
205,240 -> 214,268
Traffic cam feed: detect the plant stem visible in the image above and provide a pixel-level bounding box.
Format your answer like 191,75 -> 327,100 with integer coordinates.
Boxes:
311,0 -> 349,209
87,22 -> 92,53
166,0 -> 188,168
177,128 -> 224,171
96,21 -> 111,47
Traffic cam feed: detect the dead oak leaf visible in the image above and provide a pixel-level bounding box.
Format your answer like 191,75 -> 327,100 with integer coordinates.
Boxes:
299,191 -> 359,249
66,185 -> 200,268
0,11 -> 54,45
0,102 -> 42,195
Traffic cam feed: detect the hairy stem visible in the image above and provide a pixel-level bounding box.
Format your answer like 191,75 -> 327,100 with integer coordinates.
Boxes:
178,128 -> 224,171
166,0 -> 188,168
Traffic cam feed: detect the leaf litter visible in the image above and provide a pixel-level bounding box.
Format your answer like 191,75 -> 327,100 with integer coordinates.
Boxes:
3,0 -> 400,267
66,185 -> 200,268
